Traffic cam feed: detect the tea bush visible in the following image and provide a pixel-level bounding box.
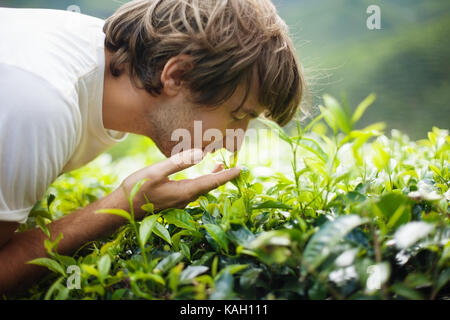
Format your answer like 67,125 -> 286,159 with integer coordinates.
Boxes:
14,94 -> 449,300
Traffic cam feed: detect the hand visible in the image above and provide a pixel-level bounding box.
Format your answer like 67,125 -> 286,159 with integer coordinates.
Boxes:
117,149 -> 241,219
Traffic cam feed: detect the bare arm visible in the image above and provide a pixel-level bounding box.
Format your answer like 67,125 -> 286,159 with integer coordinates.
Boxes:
0,190 -> 128,294
0,149 -> 240,295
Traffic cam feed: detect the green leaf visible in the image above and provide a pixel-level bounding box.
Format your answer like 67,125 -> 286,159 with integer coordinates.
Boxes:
258,117 -> 292,145
130,271 -> 166,286
47,193 -> 56,210
304,113 -> 325,133
191,252 -> 215,266
111,288 -> 128,300
352,93 -> 376,125
386,204 -> 408,229
438,244 -> 450,268
428,131 -> 437,145
164,209 -> 196,231
210,271 -> 235,300
129,178 -> 149,203
405,273 -> 432,288
428,164 -> 442,177
319,105 -> 337,134
295,137 -> 329,163
180,242 -> 191,260
217,264 -> 248,278
228,197 -> 247,225
394,222 -> 434,249
153,222 -> 172,245
97,255 -> 111,282
141,203 -> 154,213
239,268 -> 263,289
390,283 -> 424,300
372,142 -> 390,171
44,277 -> 66,300
204,224 -> 229,253
366,262 -> 390,292
249,230 -> 291,249
139,214 -> 159,246
36,216 -> 50,238
82,264 -> 99,277
376,193 -> 412,229
179,266 -> 209,284
29,209 -> 53,221
43,233 -> 63,256
303,215 -> 368,270
308,280 -> 327,300
252,200 -> 292,210
95,208 -> 131,221
248,230 -> 292,265
222,198 -> 232,221
303,157 -> 329,180
323,94 -> 351,133
84,284 -> 105,297
211,256 -> 218,278
27,258 -> 66,276
55,254 -> 76,268
434,268 -> 450,296
226,226 -> 256,246
155,252 -> 183,273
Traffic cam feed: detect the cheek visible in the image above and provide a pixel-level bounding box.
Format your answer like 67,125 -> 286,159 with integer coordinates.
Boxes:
230,119 -> 250,131
197,114 -> 231,152
197,110 -> 232,137
200,108 -> 232,128
203,123 -> 249,154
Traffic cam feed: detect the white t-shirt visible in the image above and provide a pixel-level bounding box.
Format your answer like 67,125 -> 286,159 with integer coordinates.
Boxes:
0,8 -> 129,223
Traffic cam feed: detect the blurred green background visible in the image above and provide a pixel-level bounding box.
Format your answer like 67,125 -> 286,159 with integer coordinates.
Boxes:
1,0 -> 449,140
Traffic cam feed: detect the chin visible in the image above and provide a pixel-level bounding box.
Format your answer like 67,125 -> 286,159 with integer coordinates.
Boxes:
151,139 -> 170,158
160,146 -> 173,158
158,141 -> 182,159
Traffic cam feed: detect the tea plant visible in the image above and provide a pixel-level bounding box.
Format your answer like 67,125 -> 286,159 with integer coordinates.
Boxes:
12,94 -> 449,300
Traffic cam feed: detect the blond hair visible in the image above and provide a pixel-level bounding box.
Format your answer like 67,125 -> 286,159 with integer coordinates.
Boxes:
104,0 -> 309,126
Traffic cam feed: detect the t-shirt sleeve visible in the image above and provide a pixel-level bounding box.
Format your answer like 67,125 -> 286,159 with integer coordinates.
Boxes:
0,64 -> 78,223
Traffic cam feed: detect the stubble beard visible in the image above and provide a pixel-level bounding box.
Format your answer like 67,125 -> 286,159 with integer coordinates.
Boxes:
148,101 -> 196,158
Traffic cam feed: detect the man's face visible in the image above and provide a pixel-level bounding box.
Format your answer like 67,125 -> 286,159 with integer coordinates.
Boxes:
146,80 -> 266,158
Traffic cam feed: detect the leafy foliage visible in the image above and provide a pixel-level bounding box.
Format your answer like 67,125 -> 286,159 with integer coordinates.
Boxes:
12,94 -> 450,300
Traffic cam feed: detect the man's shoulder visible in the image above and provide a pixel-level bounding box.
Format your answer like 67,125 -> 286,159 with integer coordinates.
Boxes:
0,62 -> 81,178
0,63 -> 81,130
0,7 -> 105,104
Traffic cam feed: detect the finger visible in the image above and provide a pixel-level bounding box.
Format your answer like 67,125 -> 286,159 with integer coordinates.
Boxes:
152,149 -> 204,177
189,167 -> 242,196
211,163 -> 225,173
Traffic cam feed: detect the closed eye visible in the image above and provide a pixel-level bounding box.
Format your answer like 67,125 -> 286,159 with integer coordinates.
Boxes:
231,107 -> 247,121
248,112 -> 259,119
231,112 -> 247,121
231,105 -> 263,121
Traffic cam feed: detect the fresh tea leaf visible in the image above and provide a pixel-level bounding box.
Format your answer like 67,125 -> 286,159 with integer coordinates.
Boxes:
139,214 -> 160,245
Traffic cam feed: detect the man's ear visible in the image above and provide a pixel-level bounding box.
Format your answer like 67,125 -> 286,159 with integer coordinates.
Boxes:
160,54 -> 193,96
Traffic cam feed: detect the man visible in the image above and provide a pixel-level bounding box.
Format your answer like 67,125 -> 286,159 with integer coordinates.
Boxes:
0,0 -> 306,293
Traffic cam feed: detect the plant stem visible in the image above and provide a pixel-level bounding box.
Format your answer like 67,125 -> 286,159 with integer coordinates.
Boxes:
370,220 -> 389,300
